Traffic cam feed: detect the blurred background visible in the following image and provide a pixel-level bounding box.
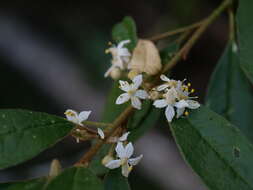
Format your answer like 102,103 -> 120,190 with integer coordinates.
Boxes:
0,0 -> 229,189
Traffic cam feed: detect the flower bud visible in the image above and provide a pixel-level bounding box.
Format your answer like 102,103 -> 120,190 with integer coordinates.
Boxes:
128,39 -> 162,75
49,159 -> 62,178
102,155 -> 114,165
128,69 -> 140,80
149,90 -> 160,100
110,67 -> 122,80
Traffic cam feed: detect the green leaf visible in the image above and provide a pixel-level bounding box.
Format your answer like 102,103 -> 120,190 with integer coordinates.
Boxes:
45,167 -> 103,190
237,0 -> 253,84
206,42 -> 253,141
170,106 -> 253,190
112,16 -> 138,51
0,109 -> 73,169
104,169 -> 131,190
2,178 -> 46,190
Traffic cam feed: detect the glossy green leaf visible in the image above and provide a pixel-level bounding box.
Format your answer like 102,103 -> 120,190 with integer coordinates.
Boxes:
104,169 -> 131,190
0,109 -> 73,169
170,106 -> 253,190
2,178 -> 46,190
45,167 -> 103,190
237,0 -> 253,84
206,42 -> 253,141
112,16 -> 138,50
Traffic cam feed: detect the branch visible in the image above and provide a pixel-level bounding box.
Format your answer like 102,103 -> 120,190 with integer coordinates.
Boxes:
148,21 -> 203,42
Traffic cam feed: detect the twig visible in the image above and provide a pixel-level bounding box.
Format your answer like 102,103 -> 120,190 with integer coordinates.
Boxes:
148,21 -> 203,42
82,121 -> 113,128
75,106 -> 134,166
162,0 -> 233,73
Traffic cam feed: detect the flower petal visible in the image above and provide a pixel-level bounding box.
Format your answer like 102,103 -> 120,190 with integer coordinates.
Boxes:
105,159 -> 121,169
186,100 -> 200,109
97,128 -> 105,139
165,105 -> 175,122
131,96 -> 142,110
132,74 -> 143,89
174,100 -> 188,109
118,132 -> 130,142
64,109 -> 79,124
118,40 -> 130,49
116,142 -> 126,158
135,90 -> 149,99
128,154 -> 143,166
78,111 -> 91,122
104,65 -> 114,77
121,163 -> 131,177
156,84 -> 169,91
176,107 -> 185,118
119,80 -> 130,92
116,93 -> 130,105
160,74 -> 170,82
124,142 -> 134,158
153,99 -> 168,108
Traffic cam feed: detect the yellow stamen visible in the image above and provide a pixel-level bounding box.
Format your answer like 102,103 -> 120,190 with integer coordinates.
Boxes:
191,89 -> 195,93
184,111 -> 189,116
187,83 -> 191,87
128,165 -> 133,172
105,49 -> 110,54
108,41 -> 112,45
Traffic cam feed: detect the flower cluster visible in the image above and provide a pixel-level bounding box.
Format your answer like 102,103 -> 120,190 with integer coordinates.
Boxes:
104,40 -> 131,78
115,73 -> 200,122
65,110 -> 142,177
63,39 -> 200,178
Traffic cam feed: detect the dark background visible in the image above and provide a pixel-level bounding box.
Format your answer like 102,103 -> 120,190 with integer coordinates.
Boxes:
0,0 -> 228,189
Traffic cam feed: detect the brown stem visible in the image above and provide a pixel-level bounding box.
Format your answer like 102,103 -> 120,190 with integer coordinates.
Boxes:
162,0 -> 233,73
75,106 -> 134,166
149,21 -> 203,42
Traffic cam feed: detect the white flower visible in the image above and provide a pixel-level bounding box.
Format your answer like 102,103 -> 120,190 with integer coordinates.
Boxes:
174,99 -> 200,118
116,74 -> 148,110
97,128 -> 105,139
104,40 -> 131,77
153,77 -> 200,122
153,87 -> 180,122
105,142 -> 143,177
108,132 -> 130,143
156,74 -> 180,91
64,109 -> 91,126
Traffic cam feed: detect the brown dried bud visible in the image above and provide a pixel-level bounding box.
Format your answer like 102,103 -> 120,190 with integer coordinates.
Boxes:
128,39 -> 162,75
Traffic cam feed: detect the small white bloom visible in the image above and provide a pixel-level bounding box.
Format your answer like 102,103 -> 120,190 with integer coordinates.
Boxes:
97,128 -> 105,139
64,109 -> 91,126
156,75 -> 180,91
116,75 -> 148,110
174,99 -> 200,118
105,142 -> 143,177
153,87 -> 179,122
108,132 -> 130,143
104,40 -> 131,77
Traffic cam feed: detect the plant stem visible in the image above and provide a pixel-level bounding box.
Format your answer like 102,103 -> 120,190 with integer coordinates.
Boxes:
149,21 -> 203,42
75,106 -> 134,166
162,0 -> 233,73
82,121 -> 113,128
228,8 -> 235,41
